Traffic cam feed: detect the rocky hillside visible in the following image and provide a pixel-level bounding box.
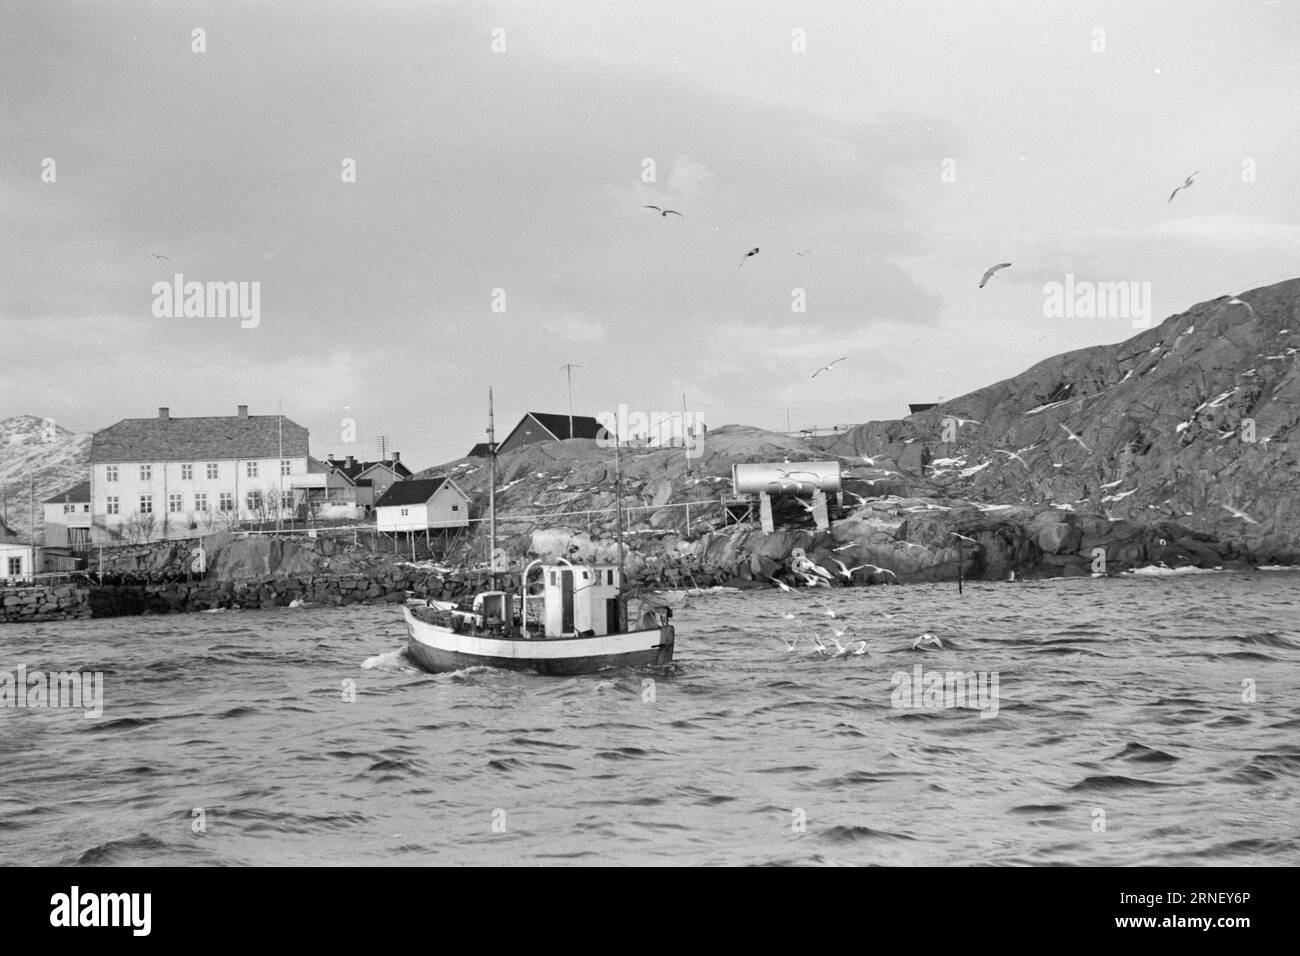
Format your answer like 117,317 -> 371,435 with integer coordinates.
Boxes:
0,415 -> 91,543
818,278 -> 1300,555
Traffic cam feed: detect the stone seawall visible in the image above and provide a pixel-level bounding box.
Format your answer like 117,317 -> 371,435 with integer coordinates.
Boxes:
1,585 -> 92,623
0,570 -> 475,624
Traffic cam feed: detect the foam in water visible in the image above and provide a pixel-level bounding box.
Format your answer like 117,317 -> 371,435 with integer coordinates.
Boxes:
361,648 -> 412,671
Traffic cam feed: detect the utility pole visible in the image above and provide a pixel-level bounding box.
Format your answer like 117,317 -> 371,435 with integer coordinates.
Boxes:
559,363 -> 581,439
277,399 -> 284,532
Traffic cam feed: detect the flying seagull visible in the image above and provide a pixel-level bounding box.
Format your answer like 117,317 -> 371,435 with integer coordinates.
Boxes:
995,448 -> 1030,468
766,575 -> 800,594
643,205 -> 683,218
151,253 -> 170,261
793,553 -> 834,580
811,357 -> 847,378
775,633 -> 801,652
739,247 -> 761,267
979,262 -> 1012,288
857,563 -> 898,581
912,633 -> 943,650
1167,171 -> 1198,204
1222,503 -> 1259,525
1227,297 -> 1255,317
796,249 -> 812,256
1060,423 -> 1091,451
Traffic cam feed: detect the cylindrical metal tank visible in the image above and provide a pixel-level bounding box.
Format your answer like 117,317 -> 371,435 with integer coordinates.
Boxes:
731,461 -> 842,495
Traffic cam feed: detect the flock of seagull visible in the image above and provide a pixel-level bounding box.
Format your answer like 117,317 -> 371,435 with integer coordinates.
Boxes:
645,167 -> 1204,380
769,579 -> 944,659
764,547 -> 946,658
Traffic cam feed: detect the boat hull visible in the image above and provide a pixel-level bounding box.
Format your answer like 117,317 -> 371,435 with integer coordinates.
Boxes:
403,605 -> 674,675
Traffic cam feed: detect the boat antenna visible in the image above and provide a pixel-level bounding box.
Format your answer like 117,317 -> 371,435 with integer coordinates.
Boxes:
488,386 -> 497,591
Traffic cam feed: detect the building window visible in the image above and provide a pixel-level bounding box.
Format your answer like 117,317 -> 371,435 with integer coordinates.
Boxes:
281,492 -> 293,511
400,507 -> 408,516
246,461 -> 258,478
106,496 -> 119,516
139,495 -> 153,514
63,503 -> 76,514
140,464 -> 152,481
181,463 -> 193,480
82,504 -> 89,513
246,492 -> 262,512
194,493 -> 208,512
451,504 -> 459,512
281,459 -> 292,476
206,462 -> 219,480
169,493 -> 183,513
219,493 -> 234,512
105,465 -> 118,482
7,558 -> 20,577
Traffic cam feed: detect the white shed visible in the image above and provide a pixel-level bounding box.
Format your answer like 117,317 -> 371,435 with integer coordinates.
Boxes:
374,476 -> 470,532
0,543 -> 38,584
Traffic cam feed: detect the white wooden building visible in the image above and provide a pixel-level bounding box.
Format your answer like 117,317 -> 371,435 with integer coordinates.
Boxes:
374,476 -> 470,532
42,480 -> 92,551
88,405 -> 312,544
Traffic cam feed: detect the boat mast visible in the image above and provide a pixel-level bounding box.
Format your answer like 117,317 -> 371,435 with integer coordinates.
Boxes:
488,386 -> 497,591
614,425 -> 626,625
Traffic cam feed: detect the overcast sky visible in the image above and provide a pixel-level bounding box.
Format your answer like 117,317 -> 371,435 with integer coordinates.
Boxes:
3,0 -> 1298,468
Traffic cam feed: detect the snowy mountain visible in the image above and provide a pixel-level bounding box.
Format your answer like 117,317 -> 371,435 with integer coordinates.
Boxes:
0,415 -> 92,543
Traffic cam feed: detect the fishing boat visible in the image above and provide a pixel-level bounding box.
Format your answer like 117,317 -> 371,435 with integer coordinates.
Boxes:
401,388 -> 676,675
